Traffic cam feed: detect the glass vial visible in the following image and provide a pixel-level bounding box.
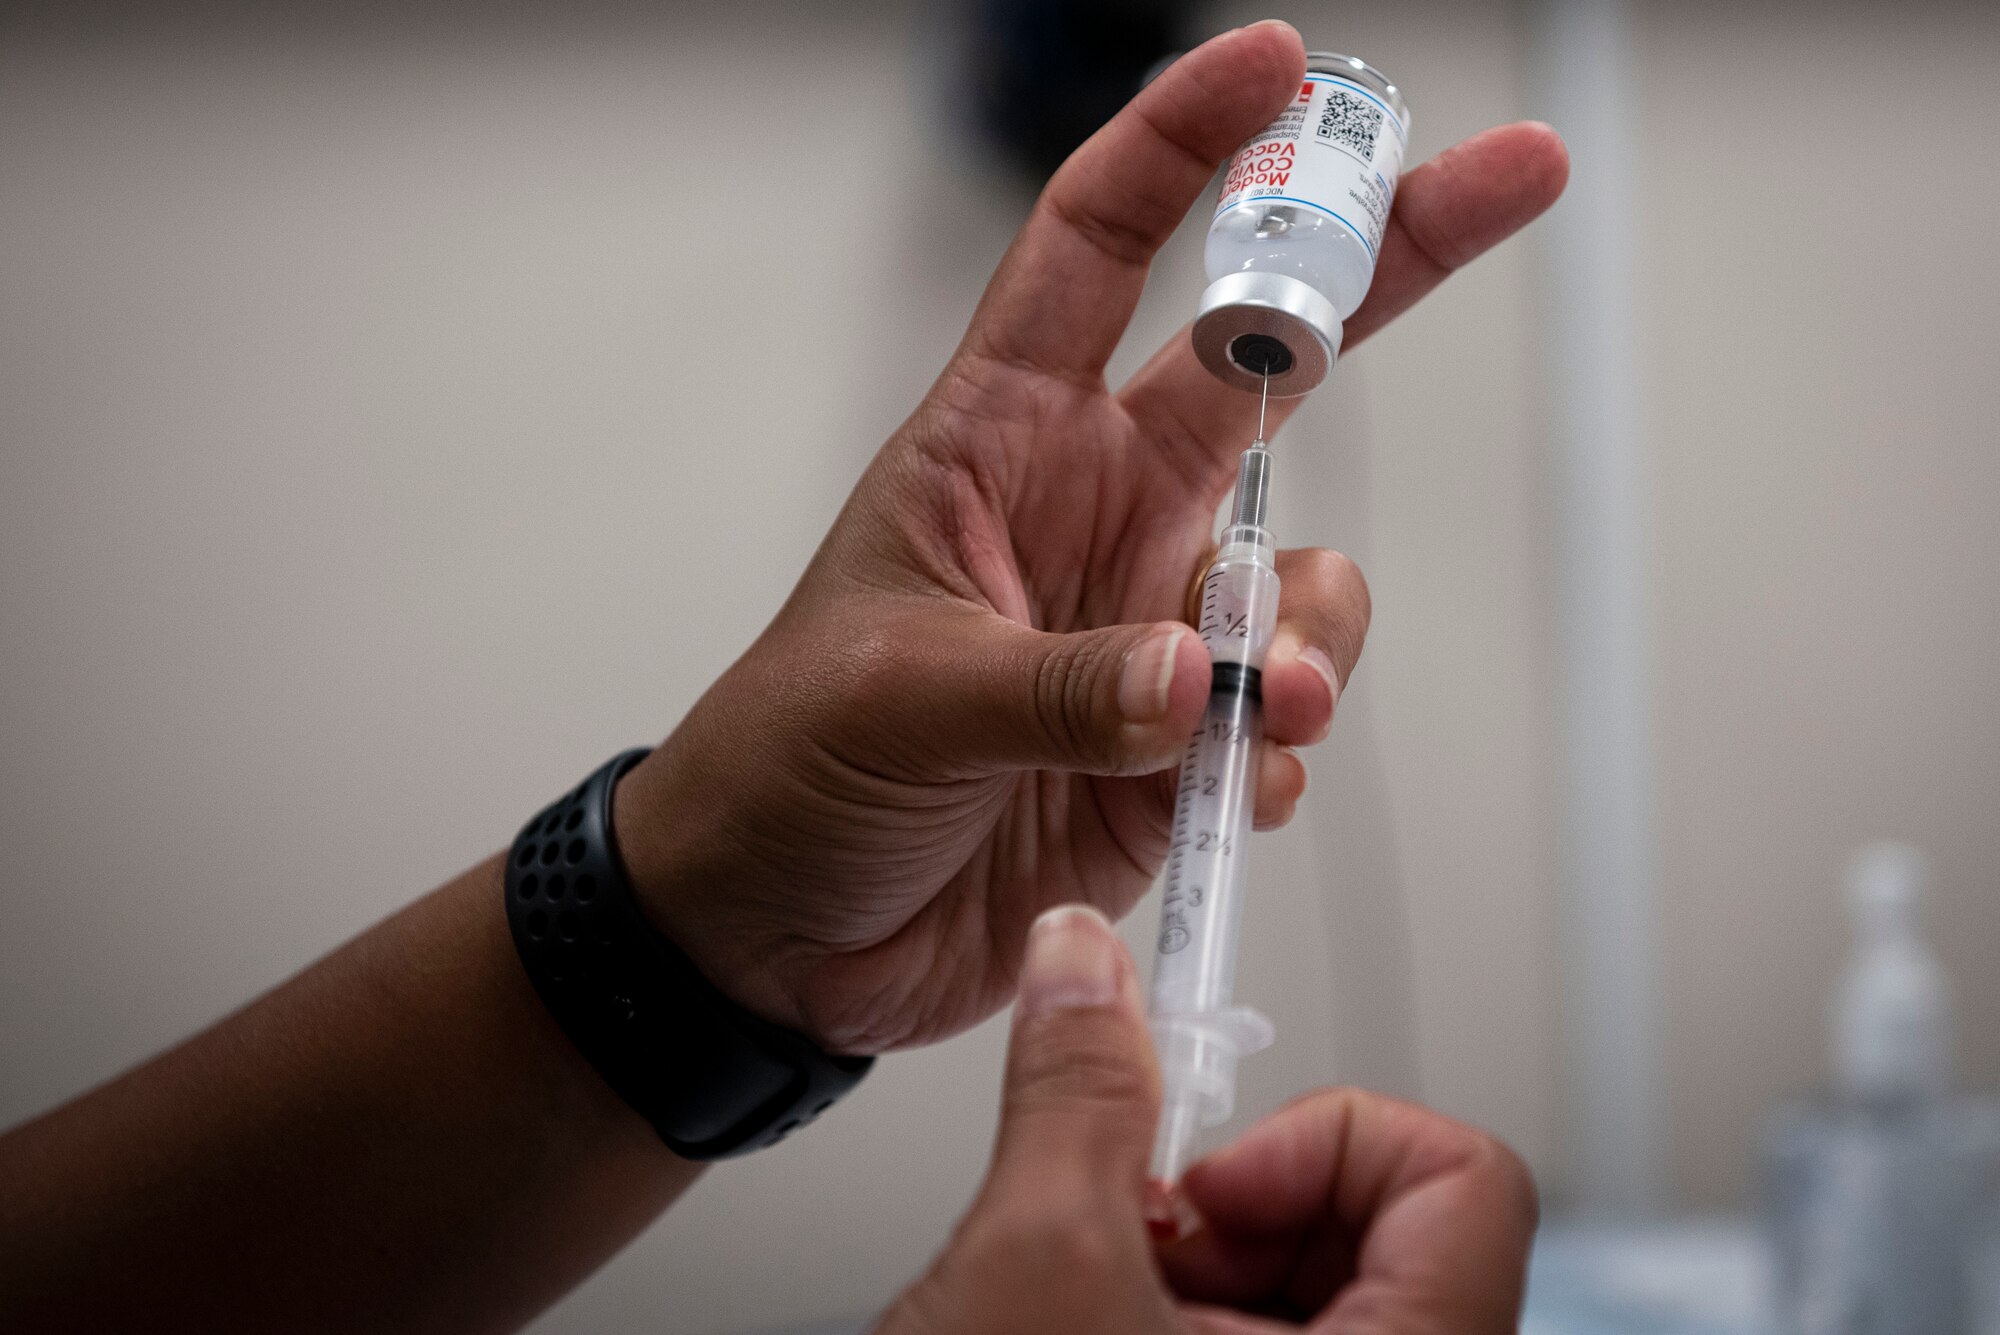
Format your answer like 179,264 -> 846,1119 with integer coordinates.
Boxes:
1194,52 -> 1409,396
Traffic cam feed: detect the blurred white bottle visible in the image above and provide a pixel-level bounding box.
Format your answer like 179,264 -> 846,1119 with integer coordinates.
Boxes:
1764,843 -> 2000,1335
1192,52 -> 1407,397
1835,842 -> 1953,1104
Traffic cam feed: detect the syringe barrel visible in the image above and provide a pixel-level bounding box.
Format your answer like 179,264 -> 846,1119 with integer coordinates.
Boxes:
1146,465 -> 1280,1182
1150,673 -> 1264,1014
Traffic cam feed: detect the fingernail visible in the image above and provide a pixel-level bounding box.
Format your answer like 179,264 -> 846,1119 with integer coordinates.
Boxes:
1018,904 -> 1120,1017
1253,746 -> 1306,832
1118,625 -> 1187,725
1299,645 -> 1343,727
1144,1179 -> 1205,1243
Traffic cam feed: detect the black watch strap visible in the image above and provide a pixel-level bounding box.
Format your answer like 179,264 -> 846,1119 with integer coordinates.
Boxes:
504,748 -> 872,1159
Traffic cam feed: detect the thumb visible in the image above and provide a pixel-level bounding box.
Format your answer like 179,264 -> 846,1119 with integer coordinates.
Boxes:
985,904 -> 1161,1211
914,615 -> 1211,778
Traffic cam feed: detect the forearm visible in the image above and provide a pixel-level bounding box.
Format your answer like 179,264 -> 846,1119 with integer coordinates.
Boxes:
0,855 -> 701,1334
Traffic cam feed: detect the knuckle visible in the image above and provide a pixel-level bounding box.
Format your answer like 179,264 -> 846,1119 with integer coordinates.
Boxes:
809,615 -> 948,775
973,1201 -> 1121,1279
1311,1290 -> 1436,1335
1030,635 -> 1115,768
1294,546 -> 1369,611
1418,1110 -> 1539,1235
1042,184 -> 1162,271
1010,1017 -> 1157,1117
1287,547 -> 1371,663
827,619 -> 915,714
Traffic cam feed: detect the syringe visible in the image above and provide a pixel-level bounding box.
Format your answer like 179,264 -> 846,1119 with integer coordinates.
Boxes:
1146,379 -> 1282,1193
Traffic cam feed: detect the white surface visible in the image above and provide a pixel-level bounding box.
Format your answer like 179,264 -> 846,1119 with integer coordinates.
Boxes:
1526,1218 -> 1774,1335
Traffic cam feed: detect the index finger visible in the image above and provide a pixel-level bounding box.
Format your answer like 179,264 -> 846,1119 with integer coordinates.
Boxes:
1342,120 -> 1571,349
1163,1088 -> 1539,1333
961,21 -> 1306,384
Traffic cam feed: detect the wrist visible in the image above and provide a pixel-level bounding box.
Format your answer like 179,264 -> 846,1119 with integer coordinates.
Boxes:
608,743 -> 817,1043
606,747 -> 690,928
508,748 -> 871,1158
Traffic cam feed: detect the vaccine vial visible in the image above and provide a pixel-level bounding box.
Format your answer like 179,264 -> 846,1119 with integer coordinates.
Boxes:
1194,52 -> 1409,396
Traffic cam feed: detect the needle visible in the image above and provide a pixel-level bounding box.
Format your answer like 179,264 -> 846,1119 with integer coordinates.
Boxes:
1257,368 -> 1270,444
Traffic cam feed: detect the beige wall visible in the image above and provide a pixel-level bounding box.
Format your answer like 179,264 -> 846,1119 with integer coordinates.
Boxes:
1641,0 -> 2000,1206
1,1 -> 1996,1329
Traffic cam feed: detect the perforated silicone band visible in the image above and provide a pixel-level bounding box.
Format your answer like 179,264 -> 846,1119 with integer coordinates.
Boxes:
504,749 -> 871,1159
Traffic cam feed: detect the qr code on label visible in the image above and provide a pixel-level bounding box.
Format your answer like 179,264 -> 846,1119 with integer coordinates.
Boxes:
1316,87 -> 1382,157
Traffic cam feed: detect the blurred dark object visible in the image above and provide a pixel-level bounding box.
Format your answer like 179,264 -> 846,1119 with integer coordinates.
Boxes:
964,0 -> 1205,180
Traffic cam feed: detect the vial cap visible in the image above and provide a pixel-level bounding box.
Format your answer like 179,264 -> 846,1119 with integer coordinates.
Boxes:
1193,271 -> 1342,396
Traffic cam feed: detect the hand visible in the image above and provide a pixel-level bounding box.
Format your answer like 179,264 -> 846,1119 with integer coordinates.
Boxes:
614,20 -> 1568,1053
876,905 -> 1539,1334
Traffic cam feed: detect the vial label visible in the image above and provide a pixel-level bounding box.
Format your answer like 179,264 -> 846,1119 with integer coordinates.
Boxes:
1214,73 -> 1408,259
